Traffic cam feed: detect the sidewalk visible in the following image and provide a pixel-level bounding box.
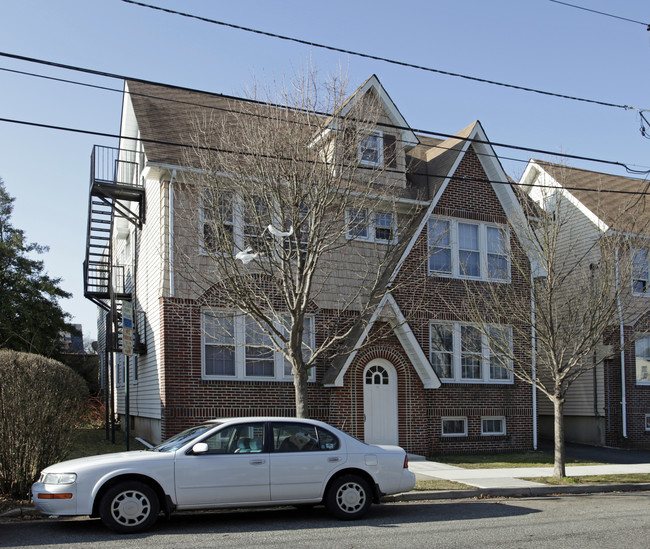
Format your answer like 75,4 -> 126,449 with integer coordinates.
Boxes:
407,457 -> 650,489
382,454 -> 650,502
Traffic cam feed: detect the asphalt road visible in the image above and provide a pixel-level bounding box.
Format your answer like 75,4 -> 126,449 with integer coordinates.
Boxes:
2,491 -> 649,549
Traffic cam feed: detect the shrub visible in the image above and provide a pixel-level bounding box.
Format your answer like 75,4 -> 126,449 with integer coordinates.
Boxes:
0,350 -> 87,498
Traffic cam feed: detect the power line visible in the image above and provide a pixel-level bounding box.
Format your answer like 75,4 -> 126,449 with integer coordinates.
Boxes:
120,0 -> 643,112
2,52 -> 648,176
549,1 -> 650,29
0,115 -> 647,197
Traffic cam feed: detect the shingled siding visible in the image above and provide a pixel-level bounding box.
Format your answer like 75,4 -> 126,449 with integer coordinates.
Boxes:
153,146 -> 535,455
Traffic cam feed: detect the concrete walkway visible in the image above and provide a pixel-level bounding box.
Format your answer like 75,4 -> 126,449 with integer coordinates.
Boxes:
408,457 -> 650,489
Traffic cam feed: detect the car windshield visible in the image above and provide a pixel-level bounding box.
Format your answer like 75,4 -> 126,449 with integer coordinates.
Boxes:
148,423 -> 219,452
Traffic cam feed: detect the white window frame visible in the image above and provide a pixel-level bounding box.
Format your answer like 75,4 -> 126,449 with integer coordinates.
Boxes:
634,335 -> 650,385
481,416 -> 506,436
428,217 -> 510,282
632,248 -> 650,296
202,310 -> 315,382
441,416 -> 467,437
358,131 -> 383,167
200,189 -> 236,255
429,321 -> 514,384
346,208 -> 397,244
645,414 -> 650,432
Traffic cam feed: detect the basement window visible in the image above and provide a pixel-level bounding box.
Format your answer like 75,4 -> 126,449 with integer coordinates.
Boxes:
441,417 -> 467,437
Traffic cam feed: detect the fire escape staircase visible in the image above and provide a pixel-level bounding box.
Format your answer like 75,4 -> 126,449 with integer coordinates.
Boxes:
83,145 -> 145,353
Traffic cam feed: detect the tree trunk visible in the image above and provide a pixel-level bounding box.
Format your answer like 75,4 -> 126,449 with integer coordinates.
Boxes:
553,396 -> 566,478
293,367 -> 309,418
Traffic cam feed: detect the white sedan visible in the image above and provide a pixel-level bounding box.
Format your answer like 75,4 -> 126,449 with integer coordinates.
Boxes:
32,417 -> 415,533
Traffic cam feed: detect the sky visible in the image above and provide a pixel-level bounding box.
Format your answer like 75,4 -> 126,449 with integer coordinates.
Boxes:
1,0 -> 649,342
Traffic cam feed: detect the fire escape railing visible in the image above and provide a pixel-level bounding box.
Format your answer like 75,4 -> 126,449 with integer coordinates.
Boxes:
83,145 -> 145,353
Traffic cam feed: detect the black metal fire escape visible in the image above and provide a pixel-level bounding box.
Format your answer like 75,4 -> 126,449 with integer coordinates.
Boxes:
83,145 -> 145,354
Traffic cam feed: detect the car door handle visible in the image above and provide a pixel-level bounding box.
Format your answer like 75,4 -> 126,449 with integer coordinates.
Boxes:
249,459 -> 266,465
327,457 -> 341,462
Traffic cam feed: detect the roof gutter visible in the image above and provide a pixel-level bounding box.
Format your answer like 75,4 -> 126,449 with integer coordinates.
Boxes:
168,170 -> 176,298
614,246 -> 627,438
531,273 -> 538,450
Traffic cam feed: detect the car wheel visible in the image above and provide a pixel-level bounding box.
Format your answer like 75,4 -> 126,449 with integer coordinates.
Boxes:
99,481 -> 160,533
325,474 -> 372,520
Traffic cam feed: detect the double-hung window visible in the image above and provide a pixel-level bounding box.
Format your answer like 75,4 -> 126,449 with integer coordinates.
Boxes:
632,248 -> 649,295
202,311 -> 315,381
430,321 -> 513,383
346,209 -> 397,243
202,190 -> 234,253
358,132 -> 383,166
428,217 -> 510,282
635,335 -> 650,385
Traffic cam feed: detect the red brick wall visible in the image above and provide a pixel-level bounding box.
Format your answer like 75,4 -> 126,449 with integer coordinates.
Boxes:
604,315 -> 650,449
156,146 -> 535,456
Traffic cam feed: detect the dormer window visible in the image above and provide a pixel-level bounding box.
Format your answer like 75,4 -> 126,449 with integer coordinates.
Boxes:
359,132 -> 383,166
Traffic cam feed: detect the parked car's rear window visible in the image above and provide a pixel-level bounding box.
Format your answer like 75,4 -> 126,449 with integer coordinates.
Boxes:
271,422 -> 340,452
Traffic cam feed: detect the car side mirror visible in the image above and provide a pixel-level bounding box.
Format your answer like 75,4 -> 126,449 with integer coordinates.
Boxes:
191,442 -> 209,454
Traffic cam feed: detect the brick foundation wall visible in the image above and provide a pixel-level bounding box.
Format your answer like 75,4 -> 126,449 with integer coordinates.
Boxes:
604,320 -> 650,449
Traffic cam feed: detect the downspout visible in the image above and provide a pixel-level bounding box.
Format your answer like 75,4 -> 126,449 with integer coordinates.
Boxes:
531,274 -> 538,450
168,170 -> 176,297
614,246 -> 627,438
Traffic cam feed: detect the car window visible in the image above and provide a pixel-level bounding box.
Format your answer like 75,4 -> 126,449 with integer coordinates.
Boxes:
271,422 -> 339,452
150,423 -> 217,452
201,422 -> 265,454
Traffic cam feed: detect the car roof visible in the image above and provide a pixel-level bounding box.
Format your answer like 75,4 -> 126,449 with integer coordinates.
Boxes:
204,417 -> 334,428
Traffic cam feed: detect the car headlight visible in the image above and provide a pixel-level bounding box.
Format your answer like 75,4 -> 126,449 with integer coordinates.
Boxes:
42,473 -> 77,485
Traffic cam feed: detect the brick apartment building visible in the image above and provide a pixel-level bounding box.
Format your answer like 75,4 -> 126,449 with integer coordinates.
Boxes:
85,75 -> 538,455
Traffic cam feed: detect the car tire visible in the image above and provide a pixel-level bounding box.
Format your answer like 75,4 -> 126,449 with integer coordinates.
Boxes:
325,474 -> 372,520
99,481 -> 160,534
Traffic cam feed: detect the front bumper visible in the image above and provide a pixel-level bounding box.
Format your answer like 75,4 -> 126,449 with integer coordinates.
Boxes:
31,482 -> 78,516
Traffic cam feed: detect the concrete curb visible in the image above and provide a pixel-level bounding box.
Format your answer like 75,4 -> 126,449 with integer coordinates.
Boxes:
3,483 -> 650,521
384,482 -> 650,502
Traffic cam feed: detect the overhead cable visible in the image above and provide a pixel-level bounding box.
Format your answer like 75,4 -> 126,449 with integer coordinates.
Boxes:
1,53 -> 648,176
1,115 -> 647,196
120,0 -> 642,112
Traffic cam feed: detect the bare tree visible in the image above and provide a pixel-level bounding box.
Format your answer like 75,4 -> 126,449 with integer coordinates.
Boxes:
461,166 -> 647,478
173,71 -> 421,417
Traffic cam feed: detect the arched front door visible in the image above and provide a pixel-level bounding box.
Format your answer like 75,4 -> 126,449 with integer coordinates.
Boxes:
363,360 -> 398,445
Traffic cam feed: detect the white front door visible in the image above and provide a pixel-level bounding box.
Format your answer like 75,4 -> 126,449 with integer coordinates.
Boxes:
363,360 -> 398,445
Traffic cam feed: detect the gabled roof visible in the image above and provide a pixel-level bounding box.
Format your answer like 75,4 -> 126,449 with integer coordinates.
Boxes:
392,120 -> 539,283
328,74 -> 419,151
522,160 -> 650,236
323,120 -> 540,386
124,79 -> 248,167
322,294 -> 441,388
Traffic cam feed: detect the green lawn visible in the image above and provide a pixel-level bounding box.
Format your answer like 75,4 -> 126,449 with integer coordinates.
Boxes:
67,427 -> 147,459
433,450 -> 603,469
526,474 -> 650,485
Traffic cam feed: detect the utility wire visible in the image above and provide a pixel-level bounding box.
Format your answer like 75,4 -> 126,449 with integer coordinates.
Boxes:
1,52 -> 648,176
1,115 -> 647,197
120,0 -> 642,112
549,1 -> 650,29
